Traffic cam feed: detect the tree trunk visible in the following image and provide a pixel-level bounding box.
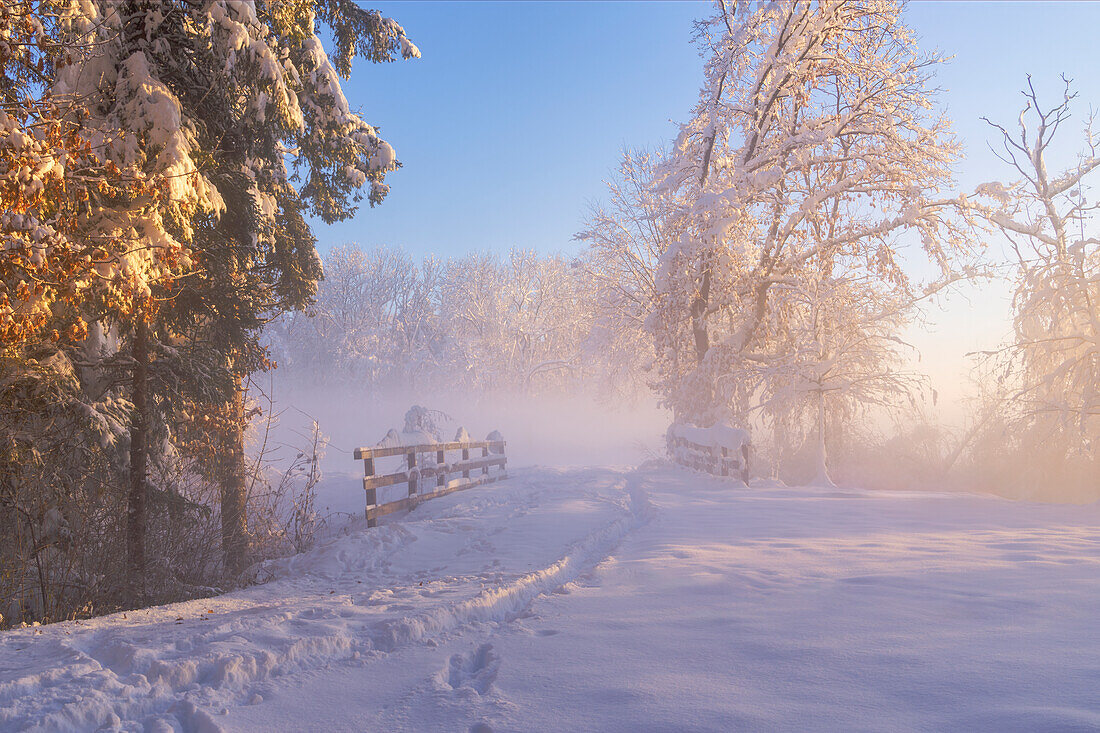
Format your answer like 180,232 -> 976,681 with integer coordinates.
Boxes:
220,376 -> 249,576
690,266 -> 711,363
812,389 -> 835,487
127,316 -> 148,604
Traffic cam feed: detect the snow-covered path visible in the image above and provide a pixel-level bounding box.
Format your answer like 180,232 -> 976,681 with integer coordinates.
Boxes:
3,465 -> 1100,732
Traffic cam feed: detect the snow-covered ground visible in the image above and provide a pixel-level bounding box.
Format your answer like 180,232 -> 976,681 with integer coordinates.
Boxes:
3,464 -> 1100,732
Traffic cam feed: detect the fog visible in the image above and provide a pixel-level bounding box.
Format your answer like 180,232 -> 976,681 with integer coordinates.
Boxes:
252,375 -> 671,519
261,383 -> 671,473
250,237 -> 1097,510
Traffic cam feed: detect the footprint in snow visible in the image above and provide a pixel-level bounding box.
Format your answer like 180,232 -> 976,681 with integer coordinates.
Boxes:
438,643 -> 500,695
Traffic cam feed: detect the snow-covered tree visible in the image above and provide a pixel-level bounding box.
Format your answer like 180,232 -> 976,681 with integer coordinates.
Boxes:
755,272 -> 928,485
271,244 -> 442,388
0,0 -> 173,620
970,77 -> 1100,468
436,249 -> 592,393
0,2 -> 168,346
648,0 -> 969,433
577,148 -> 675,397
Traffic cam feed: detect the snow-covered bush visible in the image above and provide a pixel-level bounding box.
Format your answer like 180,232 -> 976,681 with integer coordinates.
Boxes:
402,406 -> 450,442
244,415 -> 329,562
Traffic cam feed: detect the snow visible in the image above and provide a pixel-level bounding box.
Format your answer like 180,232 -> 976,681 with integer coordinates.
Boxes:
375,428 -> 439,448
5,465 -> 1100,731
668,421 -> 750,451
366,407 -> 495,451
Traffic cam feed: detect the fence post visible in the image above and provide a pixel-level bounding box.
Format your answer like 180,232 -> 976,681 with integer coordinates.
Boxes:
482,445 -> 489,476
437,448 -> 445,488
363,453 -> 377,527
462,447 -> 470,479
720,447 -> 728,476
408,450 -> 417,497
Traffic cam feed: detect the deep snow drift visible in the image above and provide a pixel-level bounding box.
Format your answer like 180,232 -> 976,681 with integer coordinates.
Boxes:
3,465 -> 1100,731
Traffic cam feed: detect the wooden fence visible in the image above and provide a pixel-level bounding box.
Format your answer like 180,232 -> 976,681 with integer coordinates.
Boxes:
353,436 -> 507,527
667,428 -> 750,482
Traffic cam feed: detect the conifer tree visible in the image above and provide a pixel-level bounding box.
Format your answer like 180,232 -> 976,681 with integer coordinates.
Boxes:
1,0 -> 178,611
53,0 -> 419,589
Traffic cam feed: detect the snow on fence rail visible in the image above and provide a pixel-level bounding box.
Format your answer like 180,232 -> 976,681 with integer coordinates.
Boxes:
667,422 -> 751,482
354,430 -> 507,527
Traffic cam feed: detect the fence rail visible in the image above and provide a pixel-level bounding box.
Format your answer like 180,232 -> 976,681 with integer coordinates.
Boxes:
354,437 -> 507,527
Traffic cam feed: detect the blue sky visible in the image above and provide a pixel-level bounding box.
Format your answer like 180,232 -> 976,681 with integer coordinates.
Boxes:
317,1 -> 702,258
318,1 -> 1100,260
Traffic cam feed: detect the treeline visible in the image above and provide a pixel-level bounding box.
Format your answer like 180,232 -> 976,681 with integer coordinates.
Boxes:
268,244 -> 649,398
0,0 -> 418,626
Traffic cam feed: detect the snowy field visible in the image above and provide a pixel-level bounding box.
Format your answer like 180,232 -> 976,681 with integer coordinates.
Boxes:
3,464 -> 1100,732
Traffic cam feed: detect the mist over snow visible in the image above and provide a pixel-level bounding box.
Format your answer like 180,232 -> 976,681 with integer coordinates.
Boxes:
253,378 -> 671,517
262,385 -> 669,472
